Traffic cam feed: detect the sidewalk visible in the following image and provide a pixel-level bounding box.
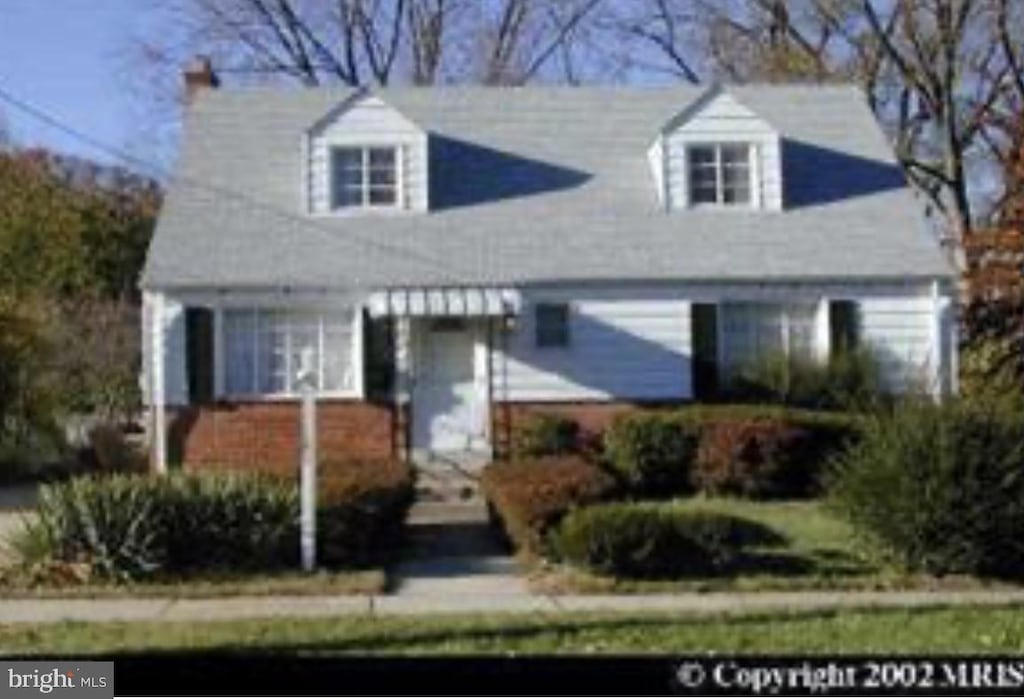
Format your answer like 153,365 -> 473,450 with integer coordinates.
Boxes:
1,588 -> 1023,625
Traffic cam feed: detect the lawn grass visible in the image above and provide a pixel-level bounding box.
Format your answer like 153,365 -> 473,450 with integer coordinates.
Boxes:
1,605 -> 1023,654
533,498 -> 996,594
0,569 -> 386,599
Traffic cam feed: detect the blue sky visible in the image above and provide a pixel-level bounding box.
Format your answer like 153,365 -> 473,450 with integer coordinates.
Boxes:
0,0 -> 152,164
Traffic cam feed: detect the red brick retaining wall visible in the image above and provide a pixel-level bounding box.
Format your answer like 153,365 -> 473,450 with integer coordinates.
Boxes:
168,400 -> 401,475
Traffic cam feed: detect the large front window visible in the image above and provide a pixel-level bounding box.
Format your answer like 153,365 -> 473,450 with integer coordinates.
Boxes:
688,144 -> 753,206
330,146 -> 398,210
223,308 -> 354,396
721,302 -> 817,371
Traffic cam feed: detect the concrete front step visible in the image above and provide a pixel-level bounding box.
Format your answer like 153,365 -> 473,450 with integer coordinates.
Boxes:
407,499 -> 489,526
414,466 -> 483,505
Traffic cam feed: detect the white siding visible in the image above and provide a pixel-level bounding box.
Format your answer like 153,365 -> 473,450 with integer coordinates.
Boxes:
648,138 -> 666,208
490,281 -> 952,403
308,95 -> 429,213
663,92 -> 783,211
493,287 -> 693,401
857,295 -> 937,393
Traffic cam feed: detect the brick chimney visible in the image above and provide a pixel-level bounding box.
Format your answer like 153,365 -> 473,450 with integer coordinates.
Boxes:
183,55 -> 220,105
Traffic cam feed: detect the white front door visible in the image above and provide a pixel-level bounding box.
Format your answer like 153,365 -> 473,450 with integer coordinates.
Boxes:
413,319 -> 488,454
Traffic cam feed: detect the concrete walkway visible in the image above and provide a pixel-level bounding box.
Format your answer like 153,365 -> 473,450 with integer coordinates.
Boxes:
0,588 -> 1023,625
392,486 -> 529,599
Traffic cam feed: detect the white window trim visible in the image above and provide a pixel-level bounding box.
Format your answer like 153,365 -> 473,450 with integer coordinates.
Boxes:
685,142 -> 759,210
215,306 -> 364,401
327,144 -> 404,213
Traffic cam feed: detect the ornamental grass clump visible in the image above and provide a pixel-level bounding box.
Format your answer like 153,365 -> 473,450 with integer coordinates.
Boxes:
828,398 -> 1024,578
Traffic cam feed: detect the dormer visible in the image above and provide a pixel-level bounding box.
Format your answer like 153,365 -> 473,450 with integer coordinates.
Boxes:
651,85 -> 783,212
305,93 -> 429,214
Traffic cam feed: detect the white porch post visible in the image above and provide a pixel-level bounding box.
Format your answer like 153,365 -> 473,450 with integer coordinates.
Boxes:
297,347 -> 318,573
150,292 -> 168,474
815,298 -> 831,363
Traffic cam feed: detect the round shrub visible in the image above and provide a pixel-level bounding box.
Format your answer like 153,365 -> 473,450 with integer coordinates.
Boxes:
481,457 -> 617,556
513,413 -> 580,458
829,399 -> 1024,578
692,419 -> 813,498
549,503 -> 759,579
603,413 -> 698,497
317,459 -> 415,567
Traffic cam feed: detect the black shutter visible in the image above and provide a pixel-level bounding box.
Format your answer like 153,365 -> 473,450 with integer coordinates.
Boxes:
828,300 -> 860,356
185,308 -> 215,404
692,303 -> 719,400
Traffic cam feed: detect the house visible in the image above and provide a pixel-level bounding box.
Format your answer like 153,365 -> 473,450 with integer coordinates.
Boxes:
140,60 -> 957,473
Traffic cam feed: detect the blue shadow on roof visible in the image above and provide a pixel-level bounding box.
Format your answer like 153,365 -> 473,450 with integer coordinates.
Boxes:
782,138 -> 907,209
429,134 -> 592,210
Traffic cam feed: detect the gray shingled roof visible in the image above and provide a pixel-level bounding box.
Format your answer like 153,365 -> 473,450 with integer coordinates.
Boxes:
142,85 -> 954,290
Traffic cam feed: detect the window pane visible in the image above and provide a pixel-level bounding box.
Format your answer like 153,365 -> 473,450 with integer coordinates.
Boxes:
369,187 -> 397,205
288,312 -> 320,392
689,146 -> 719,204
322,311 -> 353,391
224,310 -> 255,395
369,148 -> 395,169
369,167 -> 396,187
691,184 -> 719,204
335,186 -> 363,207
722,146 -> 751,204
787,304 -> 818,360
257,311 -> 289,394
721,145 -> 749,166
723,183 -> 751,204
536,303 -> 570,348
722,303 -> 785,371
689,146 -> 716,166
332,148 -> 364,209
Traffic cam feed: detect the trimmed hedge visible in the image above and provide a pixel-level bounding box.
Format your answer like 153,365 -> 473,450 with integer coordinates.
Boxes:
692,419 -> 813,498
549,502 -> 777,579
829,399 -> 1024,579
317,458 -> 415,567
603,413 -> 699,497
512,413 -> 580,458
600,406 -> 861,499
25,460 -> 414,581
481,457 -> 617,557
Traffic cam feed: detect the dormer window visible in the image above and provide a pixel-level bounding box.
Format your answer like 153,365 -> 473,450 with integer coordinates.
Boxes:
330,146 -> 399,210
688,144 -> 752,206
653,88 -> 781,212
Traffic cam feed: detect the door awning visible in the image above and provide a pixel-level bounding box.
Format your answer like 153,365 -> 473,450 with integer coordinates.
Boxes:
367,287 -> 521,318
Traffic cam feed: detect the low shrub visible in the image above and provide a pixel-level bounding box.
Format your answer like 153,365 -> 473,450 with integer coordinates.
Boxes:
549,502 -> 774,579
599,406 -> 860,499
692,419 -> 814,498
512,413 -> 580,458
24,461 -> 414,581
317,459 -> 415,567
603,413 -> 699,497
481,457 -> 617,556
829,398 -> 1024,578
